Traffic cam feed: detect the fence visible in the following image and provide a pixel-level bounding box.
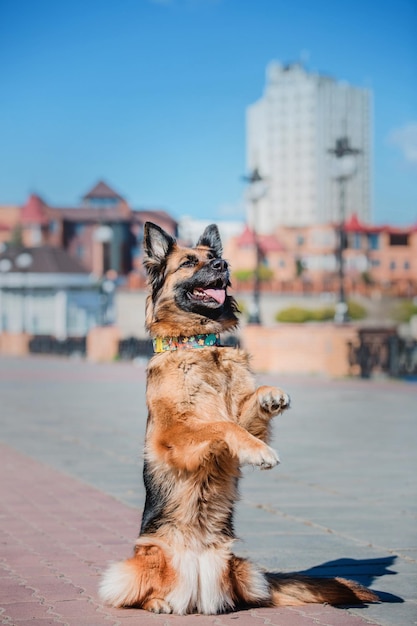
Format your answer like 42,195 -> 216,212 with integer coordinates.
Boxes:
347,328 -> 417,379
118,337 -> 154,360
29,336 -> 87,357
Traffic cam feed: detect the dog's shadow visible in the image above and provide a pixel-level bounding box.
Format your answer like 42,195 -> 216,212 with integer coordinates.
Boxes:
267,556 -> 403,604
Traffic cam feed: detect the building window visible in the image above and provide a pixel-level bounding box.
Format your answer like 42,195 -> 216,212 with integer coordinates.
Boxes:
75,223 -> 85,236
404,261 -> 410,270
76,245 -> 84,259
389,261 -> 396,270
31,225 -> 42,245
352,233 -> 362,249
132,245 -> 141,259
50,220 -> 59,234
389,233 -> 409,246
368,233 -> 379,250
86,197 -> 118,208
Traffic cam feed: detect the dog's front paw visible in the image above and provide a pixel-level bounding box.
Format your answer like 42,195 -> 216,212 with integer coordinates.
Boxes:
259,386 -> 290,416
239,443 -> 280,470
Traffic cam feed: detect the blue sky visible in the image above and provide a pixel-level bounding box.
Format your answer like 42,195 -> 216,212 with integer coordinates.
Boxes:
1,0 -> 416,224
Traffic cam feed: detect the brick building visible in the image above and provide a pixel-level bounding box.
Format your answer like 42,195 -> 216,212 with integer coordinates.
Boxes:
225,215 -> 417,297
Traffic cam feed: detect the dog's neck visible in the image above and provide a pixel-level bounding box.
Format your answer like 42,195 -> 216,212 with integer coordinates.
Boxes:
153,333 -> 220,353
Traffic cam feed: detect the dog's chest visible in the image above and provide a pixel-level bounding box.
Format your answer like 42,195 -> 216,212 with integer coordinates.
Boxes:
148,347 -> 255,420
181,347 -> 249,384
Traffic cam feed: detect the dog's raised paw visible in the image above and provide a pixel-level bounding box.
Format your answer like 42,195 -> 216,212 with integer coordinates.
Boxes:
259,387 -> 290,416
239,443 -> 280,469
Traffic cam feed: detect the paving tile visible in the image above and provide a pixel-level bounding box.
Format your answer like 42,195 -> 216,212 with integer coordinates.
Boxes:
0,601 -> 55,620
0,617 -> 64,626
0,583 -> 37,604
35,579 -> 85,602
51,598 -> 105,619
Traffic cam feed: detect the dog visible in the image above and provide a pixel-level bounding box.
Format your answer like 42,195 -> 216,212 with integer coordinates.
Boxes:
99,221 -> 378,614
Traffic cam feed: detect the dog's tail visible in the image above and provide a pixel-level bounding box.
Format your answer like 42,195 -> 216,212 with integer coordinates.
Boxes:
266,573 -> 378,606
99,559 -> 142,608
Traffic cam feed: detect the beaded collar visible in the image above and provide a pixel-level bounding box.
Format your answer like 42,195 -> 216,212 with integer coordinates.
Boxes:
153,333 -> 220,353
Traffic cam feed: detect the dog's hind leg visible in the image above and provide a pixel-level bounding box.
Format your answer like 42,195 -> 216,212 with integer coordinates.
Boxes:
99,543 -> 176,611
142,597 -> 173,614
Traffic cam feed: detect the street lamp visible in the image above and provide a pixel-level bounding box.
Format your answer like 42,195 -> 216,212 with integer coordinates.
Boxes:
15,252 -> 33,333
0,259 -> 12,273
328,137 -> 361,323
100,277 -> 116,325
0,258 -> 13,332
242,168 -> 268,324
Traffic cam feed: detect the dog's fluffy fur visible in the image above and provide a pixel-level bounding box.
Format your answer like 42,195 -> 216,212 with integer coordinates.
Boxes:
99,222 -> 378,614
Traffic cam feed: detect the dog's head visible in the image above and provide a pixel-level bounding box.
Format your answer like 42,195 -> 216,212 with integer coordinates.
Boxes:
142,222 -> 239,337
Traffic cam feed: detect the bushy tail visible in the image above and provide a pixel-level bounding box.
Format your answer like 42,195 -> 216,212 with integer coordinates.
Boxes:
266,573 -> 378,607
99,560 -> 141,608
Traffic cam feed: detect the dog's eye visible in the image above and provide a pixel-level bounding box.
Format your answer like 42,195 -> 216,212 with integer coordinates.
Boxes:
180,257 -> 198,268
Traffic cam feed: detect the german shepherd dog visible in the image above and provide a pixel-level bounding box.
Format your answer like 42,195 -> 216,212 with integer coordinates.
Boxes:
99,222 -> 377,614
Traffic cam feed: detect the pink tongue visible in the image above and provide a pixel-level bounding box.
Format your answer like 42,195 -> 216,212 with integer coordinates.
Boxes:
204,289 -> 226,304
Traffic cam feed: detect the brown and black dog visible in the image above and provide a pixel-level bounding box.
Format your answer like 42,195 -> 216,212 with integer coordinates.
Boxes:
99,222 -> 377,614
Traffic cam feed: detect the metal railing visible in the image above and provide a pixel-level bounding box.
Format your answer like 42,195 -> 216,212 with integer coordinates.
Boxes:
29,336 -> 87,357
348,329 -> 417,379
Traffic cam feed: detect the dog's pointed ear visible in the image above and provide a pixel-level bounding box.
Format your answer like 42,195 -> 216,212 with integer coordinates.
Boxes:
143,222 -> 176,276
196,224 -> 222,257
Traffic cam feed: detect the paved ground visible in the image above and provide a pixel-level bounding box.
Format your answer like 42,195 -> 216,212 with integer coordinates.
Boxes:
0,355 -> 416,626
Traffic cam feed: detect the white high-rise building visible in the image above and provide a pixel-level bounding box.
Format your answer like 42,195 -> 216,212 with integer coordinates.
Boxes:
246,62 -> 372,232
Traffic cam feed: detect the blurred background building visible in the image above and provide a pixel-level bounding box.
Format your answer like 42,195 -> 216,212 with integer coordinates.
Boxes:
246,62 -> 372,232
224,215 -> 417,299
0,181 -> 177,281
0,60 -> 415,374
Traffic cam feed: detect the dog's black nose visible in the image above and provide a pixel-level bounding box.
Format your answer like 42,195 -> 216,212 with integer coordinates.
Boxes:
210,258 -> 228,272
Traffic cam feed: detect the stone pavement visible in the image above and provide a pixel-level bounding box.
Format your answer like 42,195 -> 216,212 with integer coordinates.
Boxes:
0,355 -> 416,625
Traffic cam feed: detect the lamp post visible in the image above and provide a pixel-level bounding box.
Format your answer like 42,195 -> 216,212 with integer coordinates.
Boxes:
328,137 -> 361,323
242,168 -> 268,325
100,277 -> 116,326
0,257 -> 13,332
15,251 -> 33,333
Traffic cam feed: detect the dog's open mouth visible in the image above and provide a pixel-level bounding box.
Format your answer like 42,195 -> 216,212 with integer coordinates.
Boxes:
189,288 -> 226,305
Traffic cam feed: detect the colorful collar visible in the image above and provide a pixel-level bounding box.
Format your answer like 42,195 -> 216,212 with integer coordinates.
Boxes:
153,333 -> 220,353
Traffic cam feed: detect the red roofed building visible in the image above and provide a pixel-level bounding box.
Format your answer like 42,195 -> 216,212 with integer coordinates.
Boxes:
83,180 -> 126,203
1,181 -> 178,279
225,215 -> 417,297
225,225 -> 294,290
21,194 -> 50,226
236,225 -> 286,255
